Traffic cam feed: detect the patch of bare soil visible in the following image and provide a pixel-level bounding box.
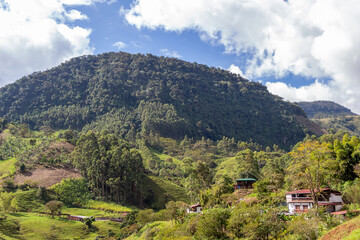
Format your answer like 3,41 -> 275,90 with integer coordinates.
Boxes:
12,166 -> 81,188
49,142 -> 75,153
320,218 -> 360,240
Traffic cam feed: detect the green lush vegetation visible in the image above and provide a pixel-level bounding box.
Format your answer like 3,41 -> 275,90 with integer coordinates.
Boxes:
0,52 -> 312,149
0,212 -> 126,239
314,115 -> 360,136
1,53 -> 360,239
0,157 -> 17,179
1,118 -> 360,239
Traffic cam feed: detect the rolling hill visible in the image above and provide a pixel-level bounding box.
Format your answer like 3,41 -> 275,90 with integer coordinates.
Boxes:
297,100 -> 360,135
297,100 -> 357,119
0,52 -> 315,149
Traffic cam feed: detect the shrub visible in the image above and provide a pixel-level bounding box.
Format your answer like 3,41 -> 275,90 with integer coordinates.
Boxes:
51,177 -> 91,207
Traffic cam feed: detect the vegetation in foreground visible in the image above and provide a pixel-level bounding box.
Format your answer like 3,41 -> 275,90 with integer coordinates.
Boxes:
0,113 -> 360,239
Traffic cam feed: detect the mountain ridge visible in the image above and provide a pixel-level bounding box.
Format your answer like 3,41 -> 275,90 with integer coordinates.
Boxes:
0,51 -> 313,149
297,100 -> 357,119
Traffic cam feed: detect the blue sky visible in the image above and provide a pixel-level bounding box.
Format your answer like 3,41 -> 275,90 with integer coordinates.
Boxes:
74,1 -> 248,77
0,0 -> 359,113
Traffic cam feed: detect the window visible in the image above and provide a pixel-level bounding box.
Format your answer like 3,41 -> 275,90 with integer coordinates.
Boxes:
303,205 -> 308,210
295,205 -> 300,209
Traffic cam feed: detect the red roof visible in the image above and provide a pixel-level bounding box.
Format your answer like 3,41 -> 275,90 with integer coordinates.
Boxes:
331,210 -> 347,215
331,210 -> 360,215
191,204 -> 201,208
286,188 -> 339,194
318,202 -> 343,206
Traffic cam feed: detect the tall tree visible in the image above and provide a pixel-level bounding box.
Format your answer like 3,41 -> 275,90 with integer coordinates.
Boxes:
72,131 -> 145,205
286,141 -> 337,206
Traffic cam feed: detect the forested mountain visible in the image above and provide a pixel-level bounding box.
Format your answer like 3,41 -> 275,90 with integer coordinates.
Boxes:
0,52 -> 311,149
297,100 -> 357,119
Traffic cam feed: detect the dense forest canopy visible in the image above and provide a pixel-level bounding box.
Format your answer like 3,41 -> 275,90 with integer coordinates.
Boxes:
0,52 -> 311,149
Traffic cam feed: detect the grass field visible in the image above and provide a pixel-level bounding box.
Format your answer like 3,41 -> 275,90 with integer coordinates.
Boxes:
150,150 -> 183,166
84,200 -> 133,213
127,221 -> 171,240
145,175 -> 190,210
0,157 -> 17,179
0,212 -> 125,239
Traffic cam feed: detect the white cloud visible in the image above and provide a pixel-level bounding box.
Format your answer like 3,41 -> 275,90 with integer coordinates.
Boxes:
65,9 -> 89,21
124,0 -> 360,113
113,41 -> 127,50
228,64 -> 245,78
160,48 -> 182,58
0,0 -> 116,86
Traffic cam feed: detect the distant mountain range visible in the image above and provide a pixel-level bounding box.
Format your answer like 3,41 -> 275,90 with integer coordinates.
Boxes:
297,100 -> 360,135
0,52 -> 320,149
296,101 -> 357,119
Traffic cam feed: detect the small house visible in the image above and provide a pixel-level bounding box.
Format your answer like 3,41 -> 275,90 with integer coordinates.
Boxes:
68,215 -> 94,222
286,188 -> 343,214
187,204 -> 202,213
234,178 -> 257,190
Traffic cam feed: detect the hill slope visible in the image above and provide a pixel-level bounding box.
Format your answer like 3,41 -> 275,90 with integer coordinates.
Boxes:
297,101 -> 357,119
297,101 -> 360,135
0,52 -> 311,149
320,215 -> 360,240
313,115 -> 360,136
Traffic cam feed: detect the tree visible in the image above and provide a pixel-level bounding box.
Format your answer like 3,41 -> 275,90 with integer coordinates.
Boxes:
236,149 -> 260,179
45,201 -> 63,218
40,126 -> 55,137
228,204 -> 285,240
331,134 -> 360,181
51,178 -> 91,207
286,141 -> 337,206
84,217 -> 95,231
195,208 -> 230,239
71,131 -> 145,205
165,201 -> 188,224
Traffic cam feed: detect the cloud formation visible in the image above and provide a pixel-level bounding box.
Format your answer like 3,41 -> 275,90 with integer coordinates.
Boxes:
0,0 -> 109,86
160,48 -> 182,58
228,64 -> 245,78
113,41 -> 127,50
124,0 -> 360,113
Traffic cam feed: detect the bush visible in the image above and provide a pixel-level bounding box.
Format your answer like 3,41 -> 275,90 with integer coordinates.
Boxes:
195,208 -> 230,239
19,163 -> 26,173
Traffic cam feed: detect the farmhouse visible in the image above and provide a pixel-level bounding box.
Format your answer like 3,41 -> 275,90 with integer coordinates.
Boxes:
286,188 -> 343,214
234,178 -> 257,190
187,204 -> 202,213
68,215 -> 94,222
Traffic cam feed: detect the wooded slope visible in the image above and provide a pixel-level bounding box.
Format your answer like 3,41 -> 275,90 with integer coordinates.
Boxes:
0,52 -> 310,148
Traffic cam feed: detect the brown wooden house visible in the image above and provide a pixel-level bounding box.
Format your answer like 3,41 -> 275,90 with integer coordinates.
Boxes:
234,178 -> 257,190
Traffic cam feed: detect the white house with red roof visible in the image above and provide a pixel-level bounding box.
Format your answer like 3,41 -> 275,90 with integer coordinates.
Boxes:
286,188 -> 343,214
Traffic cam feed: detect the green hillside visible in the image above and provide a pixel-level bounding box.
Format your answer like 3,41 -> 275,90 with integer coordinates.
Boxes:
0,52 -> 311,149
0,157 -> 17,179
144,175 -> 189,210
313,115 -> 360,136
